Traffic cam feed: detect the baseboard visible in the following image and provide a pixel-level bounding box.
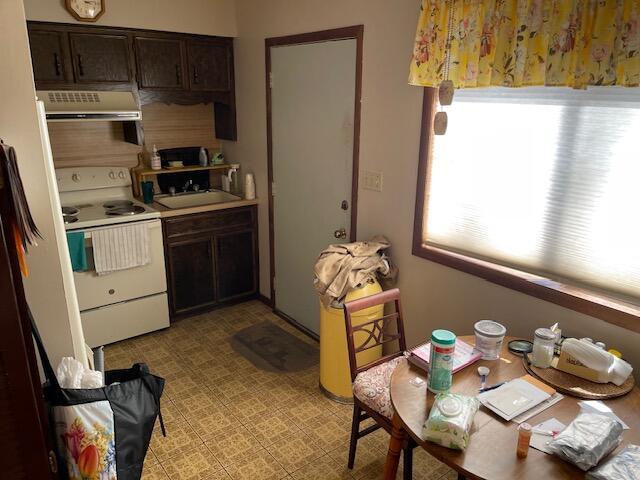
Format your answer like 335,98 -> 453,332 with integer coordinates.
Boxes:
273,308 -> 320,342
258,293 -> 274,308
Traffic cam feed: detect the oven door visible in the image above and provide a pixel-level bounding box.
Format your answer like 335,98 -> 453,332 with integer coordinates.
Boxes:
73,219 -> 167,311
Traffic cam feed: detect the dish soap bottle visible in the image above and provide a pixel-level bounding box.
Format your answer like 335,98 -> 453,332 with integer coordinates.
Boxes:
199,147 -> 208,167
150,145 -> 161,170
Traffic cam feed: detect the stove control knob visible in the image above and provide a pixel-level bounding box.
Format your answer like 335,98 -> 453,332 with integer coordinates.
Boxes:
71,173 -> 80,182
108,171 -> 116,180
118,171 -> 125,179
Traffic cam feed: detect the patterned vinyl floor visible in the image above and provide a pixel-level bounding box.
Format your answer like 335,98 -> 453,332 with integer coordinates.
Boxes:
104,300 -> 456,480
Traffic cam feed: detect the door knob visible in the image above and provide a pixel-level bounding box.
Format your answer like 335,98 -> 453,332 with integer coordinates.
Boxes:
334,228 -> 347,239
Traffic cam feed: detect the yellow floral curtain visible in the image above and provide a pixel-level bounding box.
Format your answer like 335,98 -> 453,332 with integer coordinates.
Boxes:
409,0 -> 640,88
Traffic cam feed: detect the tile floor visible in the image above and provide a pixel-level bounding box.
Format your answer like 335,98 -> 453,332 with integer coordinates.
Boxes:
104,300 -> 455,480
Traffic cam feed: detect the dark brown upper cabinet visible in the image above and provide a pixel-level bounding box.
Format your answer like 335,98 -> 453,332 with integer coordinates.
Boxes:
28,29 -> 70,84
187,41 -> 230,91
26,21 -> 237,140
135,36 -> 186,89
69,33 -> 132,84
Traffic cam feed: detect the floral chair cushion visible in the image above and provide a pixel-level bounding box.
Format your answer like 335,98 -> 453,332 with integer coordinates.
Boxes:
352,356 -> 406,419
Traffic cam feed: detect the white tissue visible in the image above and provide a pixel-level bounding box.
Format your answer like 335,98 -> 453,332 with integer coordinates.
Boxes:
56,357 -> 104,389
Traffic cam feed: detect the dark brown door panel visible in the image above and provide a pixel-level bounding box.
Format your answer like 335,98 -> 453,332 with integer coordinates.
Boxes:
167,236 -> 216,313
215,229 -> 257,301
28,30 -> 70,83
187,41 -> 230,91
69,32 -> 131,83
135,36 -> 186,89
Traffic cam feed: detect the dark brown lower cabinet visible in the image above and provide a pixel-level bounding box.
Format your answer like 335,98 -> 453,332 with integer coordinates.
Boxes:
163,206 -> 258,318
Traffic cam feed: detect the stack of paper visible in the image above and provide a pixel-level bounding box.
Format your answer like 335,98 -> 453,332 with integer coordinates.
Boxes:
478,375 -> 557,421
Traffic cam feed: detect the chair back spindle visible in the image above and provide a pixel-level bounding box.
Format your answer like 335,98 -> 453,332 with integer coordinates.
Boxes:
343,288 -> 407,382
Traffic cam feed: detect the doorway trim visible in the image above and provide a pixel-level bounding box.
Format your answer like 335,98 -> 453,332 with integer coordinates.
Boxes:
265,25 -> 364,306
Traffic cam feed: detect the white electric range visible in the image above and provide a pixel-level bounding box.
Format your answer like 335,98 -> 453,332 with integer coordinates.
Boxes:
57,166 -> 170,347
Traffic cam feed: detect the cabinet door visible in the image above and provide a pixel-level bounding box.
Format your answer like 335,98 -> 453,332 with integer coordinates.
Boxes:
69,33 -> 132,83
167,236 -> 216,314
135,37 -> 186,89
28,30 -> 69,84
215,229 -> 257,301
187,41 -> 230,91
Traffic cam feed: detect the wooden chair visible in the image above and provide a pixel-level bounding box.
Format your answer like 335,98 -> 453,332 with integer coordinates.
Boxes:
343,288 -> 414,480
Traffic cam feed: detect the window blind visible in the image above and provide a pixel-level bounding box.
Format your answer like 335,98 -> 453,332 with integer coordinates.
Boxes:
425,87 -> 640,303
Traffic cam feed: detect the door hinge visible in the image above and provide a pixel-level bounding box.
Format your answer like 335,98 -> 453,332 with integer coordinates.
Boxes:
48,450 -> 58,473
269,71 -> 274,89
271,181 -> 276,196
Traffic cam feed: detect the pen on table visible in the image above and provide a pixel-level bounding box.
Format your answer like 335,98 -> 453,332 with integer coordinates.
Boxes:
531,428 -> 560,437
478,381 -> 506,393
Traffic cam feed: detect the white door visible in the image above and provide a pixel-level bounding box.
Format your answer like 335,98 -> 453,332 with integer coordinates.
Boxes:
271,39 -> 357,334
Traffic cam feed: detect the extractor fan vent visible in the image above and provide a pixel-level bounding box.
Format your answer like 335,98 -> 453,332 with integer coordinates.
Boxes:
47,91 -> 101,103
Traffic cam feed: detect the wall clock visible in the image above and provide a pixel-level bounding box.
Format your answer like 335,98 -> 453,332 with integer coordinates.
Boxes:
65,0 -> 106,22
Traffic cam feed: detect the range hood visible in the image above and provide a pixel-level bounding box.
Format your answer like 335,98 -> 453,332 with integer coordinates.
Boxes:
37,90 -> 141,122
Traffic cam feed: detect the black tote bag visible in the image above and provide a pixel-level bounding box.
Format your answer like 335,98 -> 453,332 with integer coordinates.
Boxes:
30,309 -> 166,480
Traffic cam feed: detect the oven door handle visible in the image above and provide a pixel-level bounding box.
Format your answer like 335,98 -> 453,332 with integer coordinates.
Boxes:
76,219 -> 161,240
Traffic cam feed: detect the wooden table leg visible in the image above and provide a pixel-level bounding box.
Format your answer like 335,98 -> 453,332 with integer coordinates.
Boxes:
383,413 -> 407,480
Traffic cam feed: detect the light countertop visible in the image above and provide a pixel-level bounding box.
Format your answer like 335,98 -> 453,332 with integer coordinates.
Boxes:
149,197 -> 258,218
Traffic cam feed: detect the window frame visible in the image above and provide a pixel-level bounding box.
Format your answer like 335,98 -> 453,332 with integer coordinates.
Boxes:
412,87 -> 640,333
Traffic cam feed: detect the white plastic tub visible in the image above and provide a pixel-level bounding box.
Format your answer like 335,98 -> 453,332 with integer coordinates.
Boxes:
474,320 -> 507,360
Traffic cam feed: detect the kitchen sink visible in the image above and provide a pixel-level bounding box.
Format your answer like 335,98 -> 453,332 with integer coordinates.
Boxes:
155,190 -> 242,209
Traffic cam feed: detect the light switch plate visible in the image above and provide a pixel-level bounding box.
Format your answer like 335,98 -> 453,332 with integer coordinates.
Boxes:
362,170 -> 383,192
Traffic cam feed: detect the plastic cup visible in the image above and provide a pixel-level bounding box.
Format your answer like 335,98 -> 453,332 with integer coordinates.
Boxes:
474,320 -> 506,360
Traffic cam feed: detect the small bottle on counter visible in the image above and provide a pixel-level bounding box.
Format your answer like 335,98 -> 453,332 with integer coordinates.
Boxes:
516,422 -> 532,458
199,147 -> 208,166
151,145 -> 161,171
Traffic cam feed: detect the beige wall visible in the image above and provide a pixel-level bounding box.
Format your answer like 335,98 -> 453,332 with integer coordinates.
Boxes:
24,0 -> 237,37
226,0 -> 640,374
1,0 -> 86,367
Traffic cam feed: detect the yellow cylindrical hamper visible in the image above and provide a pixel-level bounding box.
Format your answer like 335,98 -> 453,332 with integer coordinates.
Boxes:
319,280 -> 383,403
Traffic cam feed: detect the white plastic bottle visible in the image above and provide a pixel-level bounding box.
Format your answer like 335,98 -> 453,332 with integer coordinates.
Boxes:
244,173 -> 256,200
150,145 -> 161,170
562,338 -> 633,386
199,147 -> 208,166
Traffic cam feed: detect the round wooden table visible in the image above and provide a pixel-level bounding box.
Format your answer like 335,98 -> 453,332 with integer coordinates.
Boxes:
383,336 -> 640,480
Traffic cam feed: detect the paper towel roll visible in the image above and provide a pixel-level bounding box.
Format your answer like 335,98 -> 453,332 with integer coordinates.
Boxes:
245,173 -> 256,200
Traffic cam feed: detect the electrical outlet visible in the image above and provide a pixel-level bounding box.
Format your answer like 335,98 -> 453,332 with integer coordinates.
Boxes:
362,170 -> 383,192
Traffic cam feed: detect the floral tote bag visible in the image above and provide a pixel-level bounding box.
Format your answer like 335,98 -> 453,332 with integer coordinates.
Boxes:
30,309 -> 166,480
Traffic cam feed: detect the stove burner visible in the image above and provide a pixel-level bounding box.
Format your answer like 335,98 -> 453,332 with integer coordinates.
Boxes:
103,200 -> 134,209
64,216 -> 79,224
62,206 -> 79,216
105,205 -> 146,216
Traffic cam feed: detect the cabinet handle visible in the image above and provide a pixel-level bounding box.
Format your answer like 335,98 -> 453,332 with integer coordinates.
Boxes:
53,53 -> 62,76
193,66 -> 199,84
77,54 -> 84,76
175,64 -> 181,85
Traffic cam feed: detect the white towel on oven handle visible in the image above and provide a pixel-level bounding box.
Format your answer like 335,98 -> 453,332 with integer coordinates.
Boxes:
92,223 -> 150,275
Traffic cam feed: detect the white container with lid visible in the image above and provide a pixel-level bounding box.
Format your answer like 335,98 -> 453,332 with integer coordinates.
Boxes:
474,320 -> 507,360
532,327 -> 556,368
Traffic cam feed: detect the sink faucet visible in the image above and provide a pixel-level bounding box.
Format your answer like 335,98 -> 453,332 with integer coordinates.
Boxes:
183,179 -> 193,192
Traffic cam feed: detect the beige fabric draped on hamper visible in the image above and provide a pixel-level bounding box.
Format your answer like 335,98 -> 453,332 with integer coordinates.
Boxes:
409,0 -> 640,89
